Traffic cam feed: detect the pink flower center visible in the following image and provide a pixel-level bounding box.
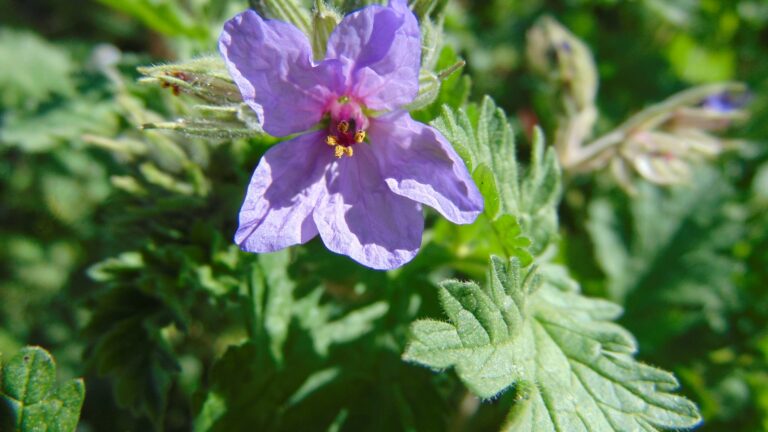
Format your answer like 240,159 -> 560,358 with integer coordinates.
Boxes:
324,97 -> 369,159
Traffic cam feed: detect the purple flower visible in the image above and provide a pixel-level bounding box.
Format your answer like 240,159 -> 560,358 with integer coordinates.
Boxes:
700,90 -> 751,113
219,0 -> 483,270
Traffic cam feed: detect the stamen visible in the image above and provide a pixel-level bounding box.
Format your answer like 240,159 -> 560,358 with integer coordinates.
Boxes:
345,146 -> 354,157
354,130 -> 366,143
325,135 -> 338,146
337,121 -> 350,133
334,145 -> 345,159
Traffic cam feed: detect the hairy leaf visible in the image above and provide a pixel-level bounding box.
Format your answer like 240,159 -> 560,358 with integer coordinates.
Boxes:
433,97 -> 560,257
404,256 -> 701,431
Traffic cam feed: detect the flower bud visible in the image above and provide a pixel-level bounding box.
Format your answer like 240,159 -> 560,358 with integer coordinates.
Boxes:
527,16 -> 598,112
255,0 -> 312,37
594,83 -> 749,189
405,60 -> 465,112
137,57 -> 241,105
138,57 -> 263,138
311,0 -> 342,61
669,86 -> 750,132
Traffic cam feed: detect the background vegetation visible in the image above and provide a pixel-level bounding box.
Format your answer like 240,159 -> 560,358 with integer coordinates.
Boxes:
1,0 -> 766,430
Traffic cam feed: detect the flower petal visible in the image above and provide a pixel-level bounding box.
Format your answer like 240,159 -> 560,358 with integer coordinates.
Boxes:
235,131 -> 332,252
313,144 -> 423,270
368,111 -> 483,224
326,0 -> 420,111
219,10 -> 341,137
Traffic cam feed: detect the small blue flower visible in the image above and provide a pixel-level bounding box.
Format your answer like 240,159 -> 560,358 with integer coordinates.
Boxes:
701,91 -> 750,113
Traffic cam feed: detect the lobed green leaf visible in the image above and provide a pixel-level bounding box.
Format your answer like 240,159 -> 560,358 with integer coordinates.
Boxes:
404,257 -> 701,431
432,96 -> 559,262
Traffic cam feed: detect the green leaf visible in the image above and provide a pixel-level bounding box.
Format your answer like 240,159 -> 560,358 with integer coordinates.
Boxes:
260,250 -> 296,363
95,0 -> 209,39
196,341 -> 343,432
587,167 -> 742,353
0,29 -> 74,110
437,98 -> 561,228
196,343 -> 287,431
473,163 -> 500,219
2,100 -> 119,153
667,34 -> 735,83
404,257 -> 701,431
0,346 -> 85,432
198,323 -> 446,431
491,215 -> 533,267
39,150 -> 112,226
83,286 -> 181,429
293,289 -> 389,356
432,96 -> 560,258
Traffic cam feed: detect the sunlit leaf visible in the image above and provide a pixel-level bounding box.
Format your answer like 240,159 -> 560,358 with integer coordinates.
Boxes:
404,257 -> 701,431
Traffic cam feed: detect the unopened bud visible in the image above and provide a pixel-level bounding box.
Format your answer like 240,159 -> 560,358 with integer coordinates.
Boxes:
595,83 -> 749,190
141,116 -> 261,139
311,0 -> 341,61
527,16 -> 598,111
138,57 -> 265,137
259,0 -> 312,37
411,0 -> 448,20
138,57 -> 241,105
670,86 -> 750,132
405,61 -> 465,112
630,152 -> 692,186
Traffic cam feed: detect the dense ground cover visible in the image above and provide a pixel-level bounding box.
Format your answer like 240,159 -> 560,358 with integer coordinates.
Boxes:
1,0 -> 767,430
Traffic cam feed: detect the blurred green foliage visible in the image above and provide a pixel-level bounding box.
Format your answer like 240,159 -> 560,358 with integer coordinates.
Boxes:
0,0 -> 766,431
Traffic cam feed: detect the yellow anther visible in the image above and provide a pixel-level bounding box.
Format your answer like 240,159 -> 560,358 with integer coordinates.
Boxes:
337,120 -> 350,133
325,135 -> 338,146
332,145 -> 355,158
354,130 -> 366,143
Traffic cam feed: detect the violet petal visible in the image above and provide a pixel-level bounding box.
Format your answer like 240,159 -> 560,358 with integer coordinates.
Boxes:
219,10 -> 342,137
235,131 -> 332,252
313,143 -> 423,270
369,111 -> 483,224
326,0 -> 420,111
